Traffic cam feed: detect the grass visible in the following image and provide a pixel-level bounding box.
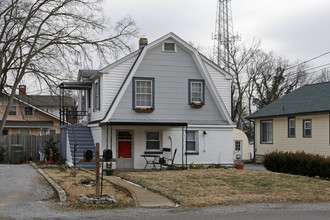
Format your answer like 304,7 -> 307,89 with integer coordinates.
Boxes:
116,169 -> 330,207
41,167 -> 135,210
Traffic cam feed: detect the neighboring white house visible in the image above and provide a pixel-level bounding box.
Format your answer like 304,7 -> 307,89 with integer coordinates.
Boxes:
64,33 -> 236,169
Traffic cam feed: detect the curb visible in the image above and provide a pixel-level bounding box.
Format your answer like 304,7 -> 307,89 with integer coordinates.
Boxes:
29,162 -> 67,202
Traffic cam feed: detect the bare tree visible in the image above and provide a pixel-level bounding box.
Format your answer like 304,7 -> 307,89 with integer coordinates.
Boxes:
227,40 -> 261,129
252,54 -> 309,109
0,0 -> 138,134
225,40 -> 310,138
312,68 -> 330,83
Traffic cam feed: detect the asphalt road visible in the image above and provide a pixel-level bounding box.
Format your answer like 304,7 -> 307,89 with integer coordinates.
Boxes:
0,164 -> 329,220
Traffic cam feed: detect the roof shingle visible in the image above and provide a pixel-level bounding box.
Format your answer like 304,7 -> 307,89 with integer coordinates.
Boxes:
246,82 -> 330,119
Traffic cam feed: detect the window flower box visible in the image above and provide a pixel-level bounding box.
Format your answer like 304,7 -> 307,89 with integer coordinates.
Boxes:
135,107 -> 154,113
191,102 -> 203,108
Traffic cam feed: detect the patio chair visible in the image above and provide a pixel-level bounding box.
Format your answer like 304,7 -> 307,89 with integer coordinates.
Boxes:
160,148 -> 177,169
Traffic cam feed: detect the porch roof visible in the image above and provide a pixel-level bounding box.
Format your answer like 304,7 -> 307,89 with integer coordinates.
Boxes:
103,121 -> 188,126
59,82 -> 92,90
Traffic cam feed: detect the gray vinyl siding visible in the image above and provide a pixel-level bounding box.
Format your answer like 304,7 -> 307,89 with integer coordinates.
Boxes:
111,42 -> 228,125
204,62 -> 231,113
90,55 -> 138,122
90,77 -> 103,121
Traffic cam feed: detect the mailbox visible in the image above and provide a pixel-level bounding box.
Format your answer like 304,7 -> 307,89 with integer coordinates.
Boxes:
103,149 -> 113,160
84,149 -> 93,160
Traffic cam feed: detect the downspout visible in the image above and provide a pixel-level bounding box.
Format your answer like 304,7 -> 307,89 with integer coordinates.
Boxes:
169,136 -> 173,158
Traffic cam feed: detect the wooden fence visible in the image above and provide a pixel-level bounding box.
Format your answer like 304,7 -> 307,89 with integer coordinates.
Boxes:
0,134 -> 60,163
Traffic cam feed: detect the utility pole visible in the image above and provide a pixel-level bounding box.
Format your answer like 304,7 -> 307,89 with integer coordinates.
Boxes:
213,0 -> 239,71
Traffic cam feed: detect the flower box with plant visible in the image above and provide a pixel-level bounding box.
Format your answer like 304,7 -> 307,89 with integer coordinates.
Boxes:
191,101 -> 203,108
135,107 -> 154,113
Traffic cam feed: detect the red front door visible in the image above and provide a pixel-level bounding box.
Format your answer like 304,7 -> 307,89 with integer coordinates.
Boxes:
118,131 -> 132,158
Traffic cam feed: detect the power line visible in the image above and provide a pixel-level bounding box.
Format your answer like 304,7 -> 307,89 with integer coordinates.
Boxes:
286,51 -> 330,70
304,62 -> 330,72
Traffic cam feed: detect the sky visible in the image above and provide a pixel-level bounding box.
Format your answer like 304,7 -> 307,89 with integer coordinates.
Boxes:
104,0 -> 330,70
24,0 -> 330,94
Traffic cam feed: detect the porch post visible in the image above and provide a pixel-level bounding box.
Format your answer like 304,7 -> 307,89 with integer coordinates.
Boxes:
182,126 -> 184,169
110,125 -> 113,150
185,125 -> 188,169
106,125 -> 109,149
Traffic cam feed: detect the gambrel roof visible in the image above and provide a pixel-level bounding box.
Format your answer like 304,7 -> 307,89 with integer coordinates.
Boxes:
84,32 -> 235,126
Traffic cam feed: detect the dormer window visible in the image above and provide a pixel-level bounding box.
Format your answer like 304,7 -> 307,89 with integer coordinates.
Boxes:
163,42 -> 176,52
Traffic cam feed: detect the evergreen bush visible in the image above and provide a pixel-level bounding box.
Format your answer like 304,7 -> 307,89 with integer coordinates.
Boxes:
44,136 -> 59,161
264,151 -> 330,179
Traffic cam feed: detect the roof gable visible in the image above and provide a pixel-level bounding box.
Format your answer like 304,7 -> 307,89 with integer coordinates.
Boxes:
246,82 -> 330,119
99,32 -> 234,125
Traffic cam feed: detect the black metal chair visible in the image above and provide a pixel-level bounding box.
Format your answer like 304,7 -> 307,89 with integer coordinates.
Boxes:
159,148 -> 177,169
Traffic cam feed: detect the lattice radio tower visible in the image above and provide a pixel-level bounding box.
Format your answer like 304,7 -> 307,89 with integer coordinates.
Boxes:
213,0 -> 238,71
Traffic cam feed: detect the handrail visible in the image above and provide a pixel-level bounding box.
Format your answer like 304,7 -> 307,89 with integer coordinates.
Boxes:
71,125 -> 77,166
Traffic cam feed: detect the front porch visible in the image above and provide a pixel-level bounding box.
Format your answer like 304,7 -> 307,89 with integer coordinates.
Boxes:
92,121 -> 234,170
101,122 -> 188,170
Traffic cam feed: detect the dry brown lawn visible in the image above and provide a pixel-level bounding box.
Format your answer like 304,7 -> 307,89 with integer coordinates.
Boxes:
117,169 -> 330,207
42,167 -> 135,210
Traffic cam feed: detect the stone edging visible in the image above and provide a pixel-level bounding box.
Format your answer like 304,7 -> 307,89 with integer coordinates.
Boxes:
29,162 -> 67,202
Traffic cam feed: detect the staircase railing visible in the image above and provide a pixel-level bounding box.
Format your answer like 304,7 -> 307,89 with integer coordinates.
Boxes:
71,125 -> 78,166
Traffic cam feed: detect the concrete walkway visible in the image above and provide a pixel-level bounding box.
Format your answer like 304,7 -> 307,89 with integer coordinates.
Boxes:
244,164 -> 267,171
105,175 -> 176,208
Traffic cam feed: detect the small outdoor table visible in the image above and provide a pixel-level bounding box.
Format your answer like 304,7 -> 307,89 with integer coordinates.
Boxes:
140,154 -> 160,170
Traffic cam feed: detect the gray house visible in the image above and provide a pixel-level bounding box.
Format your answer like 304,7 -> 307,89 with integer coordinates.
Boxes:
62,33 -> 235,169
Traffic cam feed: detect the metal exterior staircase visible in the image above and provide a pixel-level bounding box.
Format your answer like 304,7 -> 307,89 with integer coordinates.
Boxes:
67,125 -> 96,170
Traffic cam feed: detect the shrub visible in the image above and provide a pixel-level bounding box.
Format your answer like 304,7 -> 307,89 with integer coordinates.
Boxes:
44,136 -> 59,161
189,163 -> 204,169
207,163 -> 221,169
264,151 -> 330,179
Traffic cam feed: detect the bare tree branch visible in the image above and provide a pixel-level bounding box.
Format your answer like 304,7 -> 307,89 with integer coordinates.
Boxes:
0,0 -> 139,134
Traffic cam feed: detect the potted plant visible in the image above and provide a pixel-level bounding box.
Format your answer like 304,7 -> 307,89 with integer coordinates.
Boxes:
234,156 -> 244,169
191,101 -> 203,108
104,162 -> 114,176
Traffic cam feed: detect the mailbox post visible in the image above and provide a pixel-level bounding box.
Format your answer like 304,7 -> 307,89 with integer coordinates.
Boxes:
78,143 -> 116,197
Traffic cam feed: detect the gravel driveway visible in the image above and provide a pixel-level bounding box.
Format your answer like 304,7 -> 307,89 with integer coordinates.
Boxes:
0,164 -> 55,219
